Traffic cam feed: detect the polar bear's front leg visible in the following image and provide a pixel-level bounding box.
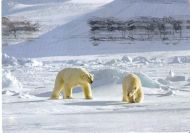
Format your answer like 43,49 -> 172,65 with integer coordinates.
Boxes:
83,84 -> 92,99
122,95 -> 130,103
122,92 -> 133,103
134,89 -> 144,103
122,90 -> 134,103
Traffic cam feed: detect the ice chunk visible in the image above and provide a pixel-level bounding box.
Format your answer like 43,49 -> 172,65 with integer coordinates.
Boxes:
133,56 -> 150,64
166,76 -> 186,82
2,70 -> 23,94
169,56 -> 190,64
121,56 -> 133,63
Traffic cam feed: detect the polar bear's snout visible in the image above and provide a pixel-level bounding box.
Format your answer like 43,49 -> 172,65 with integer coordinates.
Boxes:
81,73 -> 94,84
89,74 -> 94,84
89,78 -> 93,84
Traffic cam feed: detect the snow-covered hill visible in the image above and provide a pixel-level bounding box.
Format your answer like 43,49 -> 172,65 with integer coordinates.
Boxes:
2,0 -> 190,132
3,0 -> 190,57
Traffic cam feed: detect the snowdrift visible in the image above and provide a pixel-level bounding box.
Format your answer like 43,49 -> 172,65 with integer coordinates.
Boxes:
2,53 -> 43,66
91,68 -> 160,88
2,69 -> 23,95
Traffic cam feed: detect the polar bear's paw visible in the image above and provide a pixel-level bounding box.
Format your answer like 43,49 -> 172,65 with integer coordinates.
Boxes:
64,96 -> 73,99
50,95 -> 60,100
85,96 -> 93,100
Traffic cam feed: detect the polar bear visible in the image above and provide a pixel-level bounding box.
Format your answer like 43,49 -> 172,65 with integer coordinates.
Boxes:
51,68 -> 94,100
122,73 -> 144,103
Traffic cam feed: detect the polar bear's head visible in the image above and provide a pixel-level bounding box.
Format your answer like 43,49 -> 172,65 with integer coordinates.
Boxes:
88,73 -> 94,84
85,73 -> 94,84
81,71 -> 94,84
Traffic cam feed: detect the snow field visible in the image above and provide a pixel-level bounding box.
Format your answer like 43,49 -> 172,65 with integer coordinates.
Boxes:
2,0 -> 190,132
2,52 -> 190,99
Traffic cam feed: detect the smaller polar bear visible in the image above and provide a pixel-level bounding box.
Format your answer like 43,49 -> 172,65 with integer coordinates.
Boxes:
122,73 -> 144,103
51,68 -> 94,100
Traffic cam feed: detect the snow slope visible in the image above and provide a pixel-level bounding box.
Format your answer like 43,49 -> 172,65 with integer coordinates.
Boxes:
3,0 -> 190,57
2,0 -> 190,132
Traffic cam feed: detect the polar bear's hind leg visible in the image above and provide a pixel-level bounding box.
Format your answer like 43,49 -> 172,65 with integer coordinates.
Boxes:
51,77 -> 64,99
134,89 -> 143,103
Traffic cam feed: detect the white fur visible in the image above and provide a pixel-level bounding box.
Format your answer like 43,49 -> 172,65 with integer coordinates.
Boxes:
122,73 -> 144,103
51,68 -> 94,99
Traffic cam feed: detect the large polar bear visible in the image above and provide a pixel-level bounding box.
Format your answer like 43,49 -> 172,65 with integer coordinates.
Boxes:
122,73 -> 144,103
51,68 -> 94,100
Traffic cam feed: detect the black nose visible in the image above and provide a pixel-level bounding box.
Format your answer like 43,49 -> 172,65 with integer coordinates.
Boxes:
90,80 -> 93,84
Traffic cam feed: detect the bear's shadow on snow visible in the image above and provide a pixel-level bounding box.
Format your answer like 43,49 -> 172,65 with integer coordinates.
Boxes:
35,91 -> 52,97
3,99 -> 47,104
64,101 -> 124,106
36,88 -> 83,97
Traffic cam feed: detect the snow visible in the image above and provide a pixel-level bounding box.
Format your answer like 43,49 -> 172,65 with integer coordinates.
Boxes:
2,70 -> 23,95
166,75 -> 186,82
3,0 -> 190,57
2,0 -> 190,132
121,56 -> 133,63
3,52 -> 190,132
169,56 -> 190,64
2,53 -> 43,66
